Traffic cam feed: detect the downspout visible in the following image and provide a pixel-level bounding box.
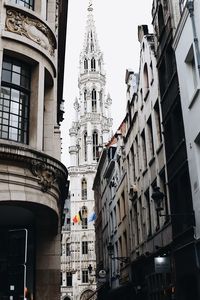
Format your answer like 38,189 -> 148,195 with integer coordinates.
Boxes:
187,0 -> 200,78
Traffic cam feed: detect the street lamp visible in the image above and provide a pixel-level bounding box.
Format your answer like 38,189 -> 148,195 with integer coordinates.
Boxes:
107,242 -> 130,263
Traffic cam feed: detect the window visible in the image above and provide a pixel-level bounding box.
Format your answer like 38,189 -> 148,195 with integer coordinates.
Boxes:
92,131 -> 98,160
117,199 -> 121,223
10,0 -> 34,9
66,243 -> 70,256
185,45 -> 198,101
66,272 -> 72,287
92,89 -> 97,112
158,5 -> 165,35
82,270 -> 88,283
81,206 -> 88,229
91,57 -> 96,71
82,241 -> 88,254
83,132 -> 87,161
134,203 -> 139,246
84,58 -> 88,72
154,101 -> 162,145
84,90 -> 87,113
141,130 -> 147,170
147,117 -> 154,158
145,189 -> 152,236
81,179 -> 87,200
0,57 -> 31,143
143,63 -> 149,100
159,169 -> 169,220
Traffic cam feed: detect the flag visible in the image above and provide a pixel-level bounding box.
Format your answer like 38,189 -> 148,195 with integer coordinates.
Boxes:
72,212 -> 81,224
72,215 -> 78,223
79,210 -> 82,221
88,211 -> 96,222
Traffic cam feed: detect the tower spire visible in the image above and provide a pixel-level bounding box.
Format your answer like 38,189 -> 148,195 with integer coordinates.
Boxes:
88,0 -> 93,12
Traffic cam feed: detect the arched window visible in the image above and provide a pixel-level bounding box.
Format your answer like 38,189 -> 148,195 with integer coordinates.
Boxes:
91,57 -> 96,71
143,63 -> 149,100
81,206 -> 88,229
93,131 -> 98,160
92,89 -> 97,112
81,178 -> 87,200
84,58 -> 88,72
83,132 -> 87,161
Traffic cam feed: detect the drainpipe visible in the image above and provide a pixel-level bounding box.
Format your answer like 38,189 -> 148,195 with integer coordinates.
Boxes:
187,0 -> 200,78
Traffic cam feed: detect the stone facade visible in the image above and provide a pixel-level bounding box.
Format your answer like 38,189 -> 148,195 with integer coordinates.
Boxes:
61,3 -> 112,300
0,0 -> 68,299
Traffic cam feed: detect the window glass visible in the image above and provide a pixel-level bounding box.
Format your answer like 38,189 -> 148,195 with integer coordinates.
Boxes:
0,57 -> 31,144
10,0 -> 34,10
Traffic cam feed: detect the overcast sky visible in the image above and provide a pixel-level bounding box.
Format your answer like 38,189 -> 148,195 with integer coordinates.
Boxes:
61,0 -> 153,166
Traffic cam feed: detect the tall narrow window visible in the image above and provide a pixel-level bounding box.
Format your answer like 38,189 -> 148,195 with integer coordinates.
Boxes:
84,59 -> 88,72
82,241 -> 88,254
185,45 -> 198,99
0,57 -> 31,144
141,130 -> 147,170
158,5 -> 165,35
92,89 -> 97,112
154,101 -> 162,145
66,272 -> 72,287
93,131 -> 98,160
82,270 -> 88,283
82,206 -> 88,229
147,116 -> 154,158
83,132 -> 87,161
81,179 -> 87,200
145,189 -> 152,237
91,57 -> 96,71
143,63 -> 149,100
10,0 -> 34,9
66,243 -> 70,256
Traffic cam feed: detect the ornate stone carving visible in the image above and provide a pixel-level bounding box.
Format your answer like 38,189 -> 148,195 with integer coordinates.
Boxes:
80,290 -> 95,300
5,9 -> 55,56
31,160 -> 56,192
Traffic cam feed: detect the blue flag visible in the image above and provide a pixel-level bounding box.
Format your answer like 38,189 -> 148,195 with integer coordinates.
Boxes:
88,211 -> 96,222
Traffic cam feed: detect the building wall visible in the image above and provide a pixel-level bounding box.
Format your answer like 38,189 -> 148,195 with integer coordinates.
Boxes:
173,0 -> 200,239
0,1 -> 68,299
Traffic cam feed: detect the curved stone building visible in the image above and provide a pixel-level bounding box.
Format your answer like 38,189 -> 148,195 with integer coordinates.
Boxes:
0,0 -> 69,299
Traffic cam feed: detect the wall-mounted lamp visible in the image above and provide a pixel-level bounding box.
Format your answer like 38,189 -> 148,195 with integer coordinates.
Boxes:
151,186 -> 194,217
107,242 -> 130,263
